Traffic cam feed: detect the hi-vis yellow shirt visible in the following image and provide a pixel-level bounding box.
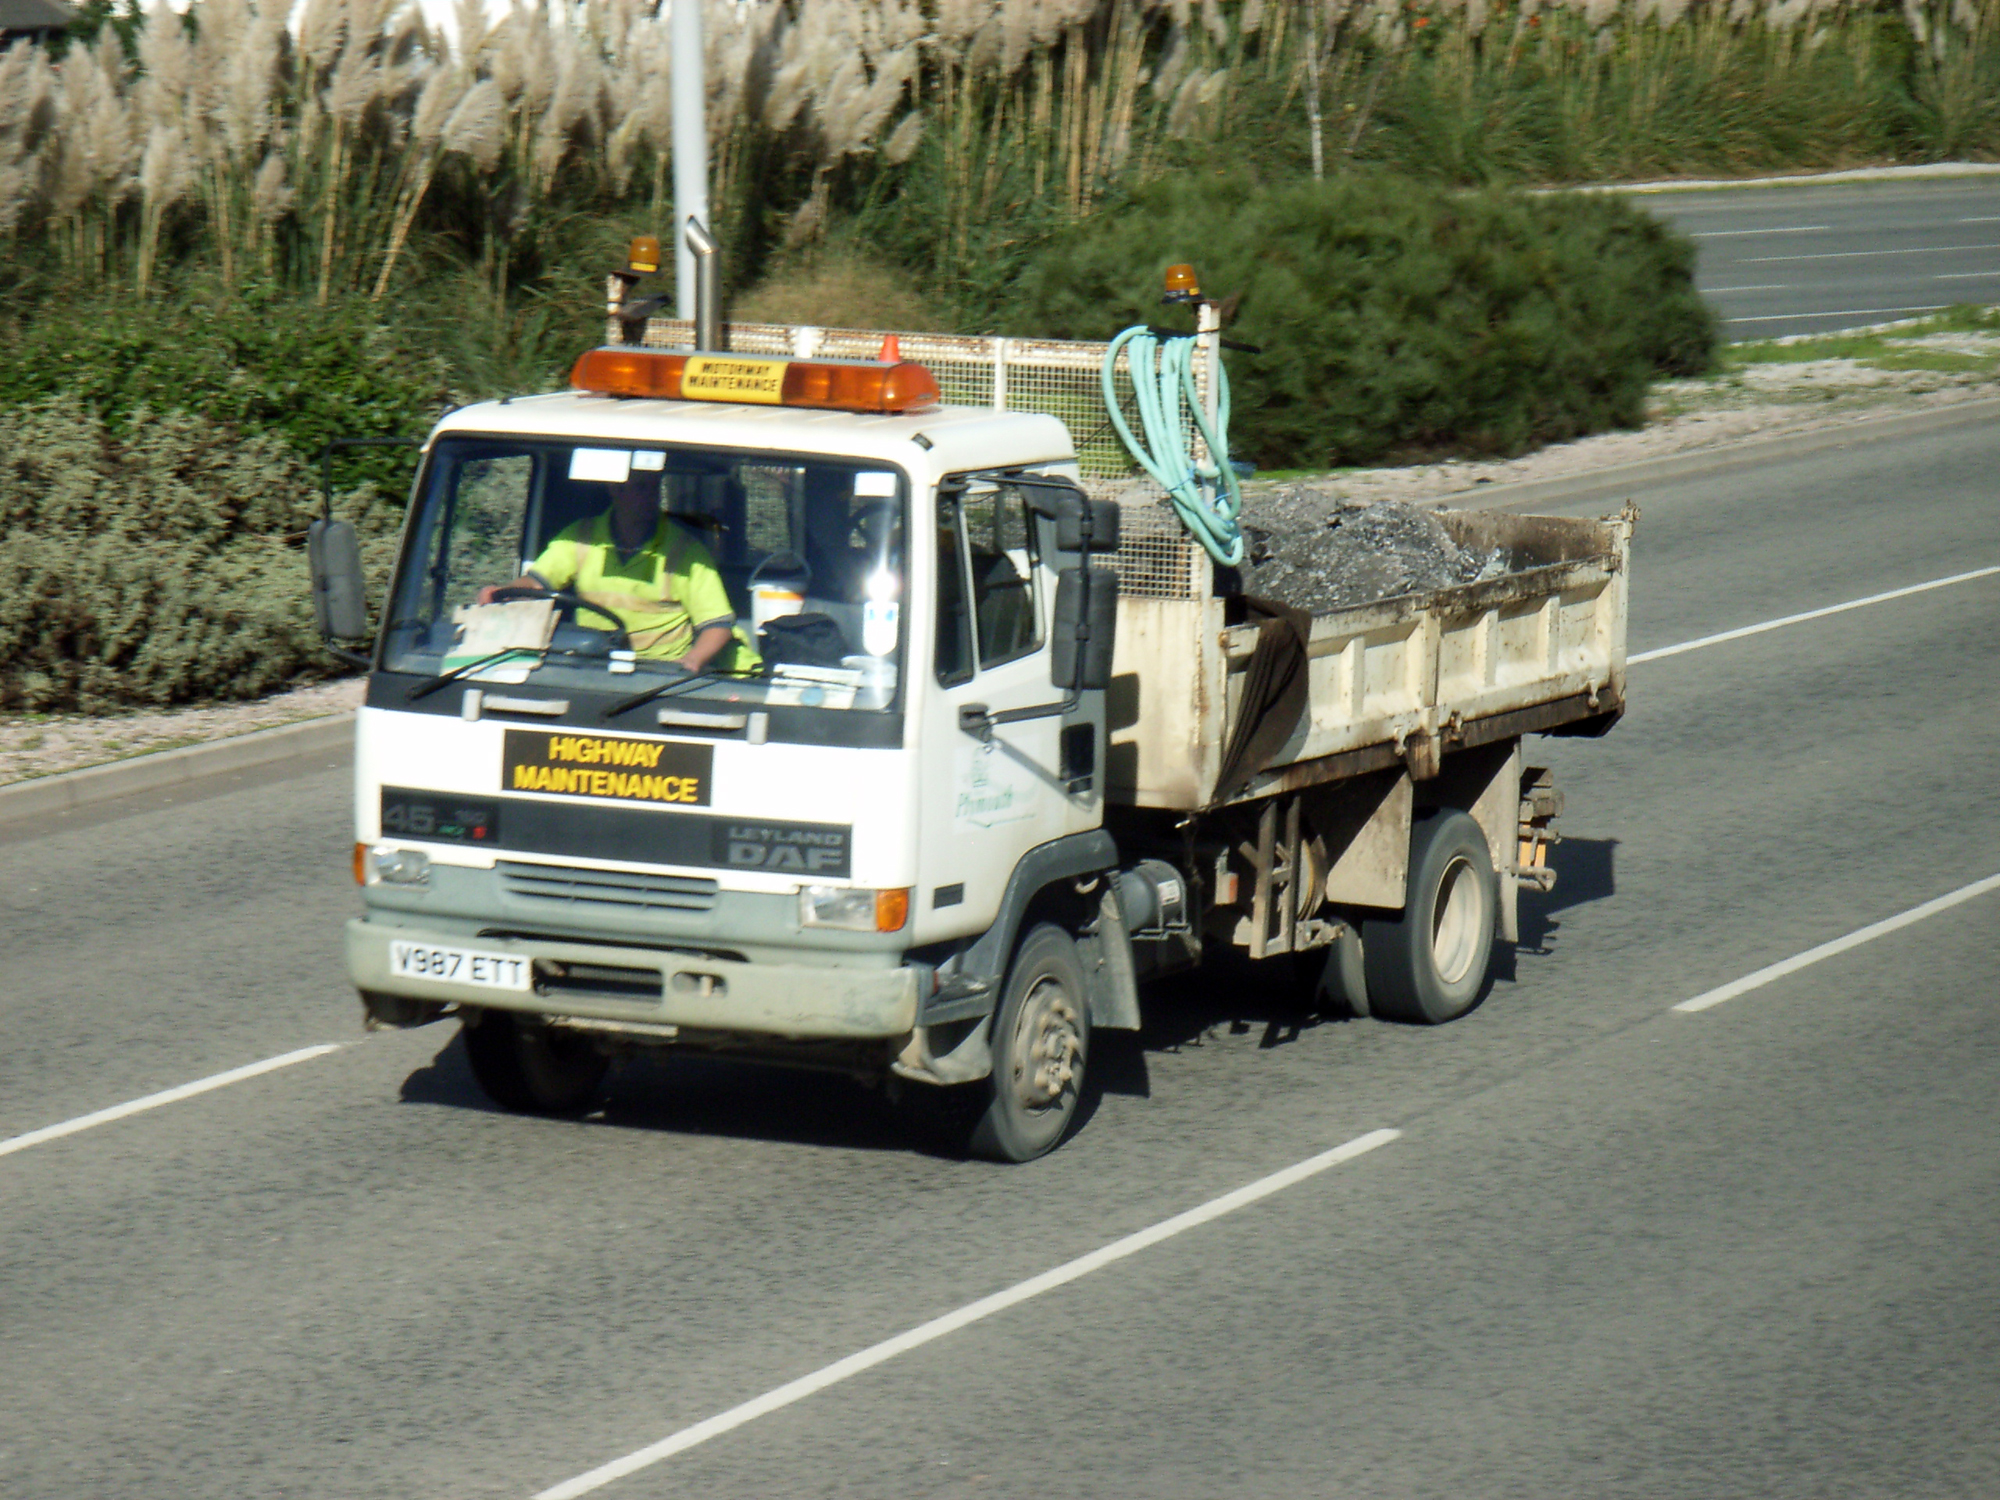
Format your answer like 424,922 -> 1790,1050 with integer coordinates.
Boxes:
530,513 -> 742,662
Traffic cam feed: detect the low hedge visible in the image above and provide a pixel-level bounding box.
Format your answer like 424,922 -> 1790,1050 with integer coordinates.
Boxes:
0,288 -> 447,473
998,174 -> 1717,469
0,396 -> 399,712
0,290 -> 442,712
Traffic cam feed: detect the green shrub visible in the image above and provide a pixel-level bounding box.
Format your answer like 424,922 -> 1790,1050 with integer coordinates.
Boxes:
999,174 -> 1717,470
0,287 -> 449,488
0,395 -> 398,712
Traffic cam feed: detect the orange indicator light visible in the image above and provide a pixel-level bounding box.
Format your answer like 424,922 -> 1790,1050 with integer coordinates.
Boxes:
569,348 -> 942,415
875,888 -> 911,933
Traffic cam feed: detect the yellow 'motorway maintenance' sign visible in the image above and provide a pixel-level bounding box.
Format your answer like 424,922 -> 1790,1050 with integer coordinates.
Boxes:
681,356 -> 787,404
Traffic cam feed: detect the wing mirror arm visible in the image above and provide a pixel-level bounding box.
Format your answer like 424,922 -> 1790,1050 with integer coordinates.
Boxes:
958,695 -> 1082,744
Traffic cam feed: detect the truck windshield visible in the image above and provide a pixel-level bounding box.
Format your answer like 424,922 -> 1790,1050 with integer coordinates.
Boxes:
381,437 -> 907,710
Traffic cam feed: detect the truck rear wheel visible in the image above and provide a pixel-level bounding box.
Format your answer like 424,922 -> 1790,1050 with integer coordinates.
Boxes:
462,1011 -> 609,1115
1362,809 -> 1496,1025
1293,924 -> 1370,1018
969,924 -> 1091,1163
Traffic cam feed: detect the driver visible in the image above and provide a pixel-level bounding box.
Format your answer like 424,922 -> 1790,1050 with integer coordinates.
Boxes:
480,466 -> 751,671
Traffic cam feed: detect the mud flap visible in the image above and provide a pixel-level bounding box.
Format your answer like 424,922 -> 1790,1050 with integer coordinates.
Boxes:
1077,885 -> 1142,1031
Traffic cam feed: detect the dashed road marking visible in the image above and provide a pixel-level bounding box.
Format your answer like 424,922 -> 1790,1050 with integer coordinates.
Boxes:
1628,564 -> 2000,665
1690,225 -> 1832,237
532,1128 -> 1403,1499
1674,874 -> 2000,1014
0,1045 -> 346,1160
1742,243 -> 2000,262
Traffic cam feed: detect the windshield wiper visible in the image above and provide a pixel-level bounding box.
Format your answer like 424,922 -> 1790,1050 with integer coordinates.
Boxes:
405,647 -> 542,702
603,664 -> 760,720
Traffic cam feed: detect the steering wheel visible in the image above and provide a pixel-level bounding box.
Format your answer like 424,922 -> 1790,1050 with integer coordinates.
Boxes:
486,585 -> 633,651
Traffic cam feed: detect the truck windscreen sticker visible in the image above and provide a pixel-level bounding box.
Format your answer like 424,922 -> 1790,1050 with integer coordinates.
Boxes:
503,728 -> 713,808
380,787 -> 851,878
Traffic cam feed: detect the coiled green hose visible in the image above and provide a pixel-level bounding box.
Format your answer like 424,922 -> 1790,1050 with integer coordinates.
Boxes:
1101,325 -> 1245,567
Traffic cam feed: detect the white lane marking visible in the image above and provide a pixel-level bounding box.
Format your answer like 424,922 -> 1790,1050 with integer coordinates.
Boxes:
0,1045 -> 345,1160
1706,284 -> 1792,293
1936,269 -> 2000,279
1727,305 -> 1946,324
1961,215 -> 2000,222
1742,243 -> 2000,263
1689,225 -> 1831,237
1628,565 -> 2000,665
533,1128 -> 1403,1500
1674,874 -> 2000,1014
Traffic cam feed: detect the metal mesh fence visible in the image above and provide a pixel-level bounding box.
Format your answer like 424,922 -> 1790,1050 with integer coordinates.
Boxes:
1087,488 -> 1204,602
619,314 -> 1211,601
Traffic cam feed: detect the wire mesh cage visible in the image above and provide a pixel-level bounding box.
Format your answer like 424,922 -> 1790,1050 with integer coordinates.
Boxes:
620,314 -> 1212,602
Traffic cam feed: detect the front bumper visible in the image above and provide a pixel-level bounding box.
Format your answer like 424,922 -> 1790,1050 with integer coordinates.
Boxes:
345,919 -> 920,1040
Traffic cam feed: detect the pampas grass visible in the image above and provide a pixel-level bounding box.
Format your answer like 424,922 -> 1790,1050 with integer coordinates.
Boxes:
1,0 -> 1994,310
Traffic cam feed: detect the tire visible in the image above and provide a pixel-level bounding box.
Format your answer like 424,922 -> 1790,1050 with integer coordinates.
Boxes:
461,1010 -> 609,1115
1292,923 -> 1370,1018
968,924 -> 1091,1163
1361,809 -> 1497,1025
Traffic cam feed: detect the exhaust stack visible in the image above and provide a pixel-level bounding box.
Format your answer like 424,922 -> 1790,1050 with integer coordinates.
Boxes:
686,216 -> 721,353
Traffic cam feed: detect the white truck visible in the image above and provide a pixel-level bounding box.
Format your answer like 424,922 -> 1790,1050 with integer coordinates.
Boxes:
310,265 -> 1629,1161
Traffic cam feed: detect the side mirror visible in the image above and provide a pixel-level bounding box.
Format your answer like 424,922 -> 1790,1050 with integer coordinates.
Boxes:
1013,477 -> 1121,553
1051,566 -> 1117,692
308,517 -> 371,642
1055,496 -> 1120,554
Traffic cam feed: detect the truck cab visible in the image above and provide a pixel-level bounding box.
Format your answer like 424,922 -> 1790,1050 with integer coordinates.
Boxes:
340,355 -> 1125,1160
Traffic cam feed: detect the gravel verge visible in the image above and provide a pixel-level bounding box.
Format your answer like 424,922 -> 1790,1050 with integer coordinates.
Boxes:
0,678 -> 363,789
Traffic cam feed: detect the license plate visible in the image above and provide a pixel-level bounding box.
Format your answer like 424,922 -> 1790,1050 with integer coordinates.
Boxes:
389,942 -> 530,991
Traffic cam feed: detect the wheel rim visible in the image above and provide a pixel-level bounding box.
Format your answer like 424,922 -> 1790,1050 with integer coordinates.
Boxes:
1007,976 -> 1083,1116
1430,854 -> 1486,988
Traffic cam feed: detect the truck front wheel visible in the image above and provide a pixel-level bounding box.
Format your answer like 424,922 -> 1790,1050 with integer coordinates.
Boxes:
461,1010 -> 609,1115
1362,809 -> 1497,1025
969,924 -> 1091,1162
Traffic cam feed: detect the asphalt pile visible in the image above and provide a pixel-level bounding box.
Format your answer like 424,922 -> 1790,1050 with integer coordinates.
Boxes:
1237,485 -> 1509,613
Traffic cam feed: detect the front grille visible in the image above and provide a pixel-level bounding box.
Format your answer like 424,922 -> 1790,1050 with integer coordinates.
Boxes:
499,861 -> 718,915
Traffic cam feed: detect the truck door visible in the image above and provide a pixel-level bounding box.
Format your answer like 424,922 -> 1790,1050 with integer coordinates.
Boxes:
915,477 -> 1091,941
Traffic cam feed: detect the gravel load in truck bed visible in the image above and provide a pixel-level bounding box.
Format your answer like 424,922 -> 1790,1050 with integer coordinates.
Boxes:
1237,485 -> 1510,613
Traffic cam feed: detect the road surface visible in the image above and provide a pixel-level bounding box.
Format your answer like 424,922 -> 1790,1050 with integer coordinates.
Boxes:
2,419 -> 1997,1498
1636,174 -> 2000,338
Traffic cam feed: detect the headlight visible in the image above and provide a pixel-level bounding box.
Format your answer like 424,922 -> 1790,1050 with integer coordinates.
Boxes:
369,845 -> 431,886
799,884 -> 909,932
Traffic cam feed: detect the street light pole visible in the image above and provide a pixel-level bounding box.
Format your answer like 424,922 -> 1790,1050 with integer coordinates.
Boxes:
671,0 -> 709,323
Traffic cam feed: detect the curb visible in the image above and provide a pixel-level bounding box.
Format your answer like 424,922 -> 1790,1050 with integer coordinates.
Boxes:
1441,394 -> 2000,514
0,712 -> 355,827
1561,162 -> 2000,195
